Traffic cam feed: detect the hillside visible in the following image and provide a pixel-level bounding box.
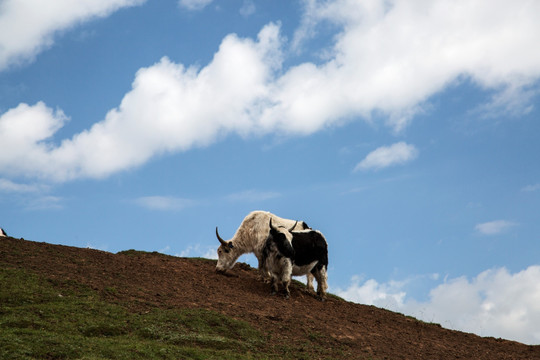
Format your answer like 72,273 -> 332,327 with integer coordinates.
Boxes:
1,236 -> 539,360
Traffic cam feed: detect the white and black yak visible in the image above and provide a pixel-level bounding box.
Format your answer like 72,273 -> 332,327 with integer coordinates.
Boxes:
261,219 -> 328,300
215,210 -> 309,275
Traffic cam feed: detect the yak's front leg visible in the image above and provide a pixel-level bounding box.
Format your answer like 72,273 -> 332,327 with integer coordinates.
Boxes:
258,256 -> 273,283
270,277 -> 279,295
283,279 -> 291,299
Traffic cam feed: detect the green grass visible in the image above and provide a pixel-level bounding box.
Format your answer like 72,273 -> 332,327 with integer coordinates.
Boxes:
0,267 -> 267,359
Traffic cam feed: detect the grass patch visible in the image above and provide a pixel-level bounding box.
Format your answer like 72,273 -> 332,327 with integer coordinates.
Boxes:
0,267 -> 266,360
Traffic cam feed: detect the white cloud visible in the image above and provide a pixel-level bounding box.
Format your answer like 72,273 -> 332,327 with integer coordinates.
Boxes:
240,0 -> 256,17
0,102 -> 68,178
0,0 -> 144,71
225,189 -> 281,203
522,183 -> 540,192
178,244 -> 218,259
159,245 -> 171,253
475,220 -> 517,235
354,142 -> 418,171
178,0 -> 213,11
0,23 -> 283,181
335,273 -> 440,309
24,195 -> 64,210
336,275 -> 407,309
133,196 -> 195,211
470,82 -> 538,119
2,0 -> 540,182
337,266 -> 540,345
282,0 -> 540,132
0,177 -> 59,210
0,178 -> 48,193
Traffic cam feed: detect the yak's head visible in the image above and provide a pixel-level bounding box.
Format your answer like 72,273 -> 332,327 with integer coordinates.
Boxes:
215,227 -> 239,274
267,219 -> 295,259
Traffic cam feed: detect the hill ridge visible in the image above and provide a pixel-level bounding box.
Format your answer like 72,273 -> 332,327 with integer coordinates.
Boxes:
1,236 -> 539,359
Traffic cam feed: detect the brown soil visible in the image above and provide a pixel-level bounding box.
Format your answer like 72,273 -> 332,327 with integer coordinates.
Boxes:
1,236 -> 539,360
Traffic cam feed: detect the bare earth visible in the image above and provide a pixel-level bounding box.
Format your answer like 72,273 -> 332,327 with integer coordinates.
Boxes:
1,237 -> 539,360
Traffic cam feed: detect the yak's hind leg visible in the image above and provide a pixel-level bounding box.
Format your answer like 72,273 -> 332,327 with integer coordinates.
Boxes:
280,259 -> 293,299
306,273 -> 315,293
313,265 -> 328,301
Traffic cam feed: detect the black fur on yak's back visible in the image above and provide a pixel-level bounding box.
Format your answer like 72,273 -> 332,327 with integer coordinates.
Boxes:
262,225 -> 328,271
291,230 -> 328,270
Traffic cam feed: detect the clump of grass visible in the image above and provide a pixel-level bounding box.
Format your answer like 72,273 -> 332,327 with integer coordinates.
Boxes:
0,268 -> 265,360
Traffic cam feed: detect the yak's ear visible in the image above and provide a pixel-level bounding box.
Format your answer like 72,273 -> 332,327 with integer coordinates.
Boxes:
228,242 -> 234,249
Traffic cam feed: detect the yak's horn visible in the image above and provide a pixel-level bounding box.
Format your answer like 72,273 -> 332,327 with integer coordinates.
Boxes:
215,227 -> 228,247
288,221 -> 298,232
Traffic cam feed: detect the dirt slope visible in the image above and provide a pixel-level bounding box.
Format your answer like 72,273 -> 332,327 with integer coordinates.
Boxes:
1,236 -> 539,360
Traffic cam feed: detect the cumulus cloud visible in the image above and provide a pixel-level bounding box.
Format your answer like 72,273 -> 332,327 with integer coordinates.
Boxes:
337,266 -> 540,345
178,244 -> 218,259
287,0 -> 540,132
475,220 -> 517,235
2,0 -> 540,182
354,142 -> 418,171
0,24 -> 283,181
412,266 -> 540,345
0,0 -> 144,71
336,275 -> 407,309
0,102 -> 68,177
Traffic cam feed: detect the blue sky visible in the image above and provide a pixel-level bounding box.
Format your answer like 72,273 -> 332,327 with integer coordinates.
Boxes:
1,0 -> 540,344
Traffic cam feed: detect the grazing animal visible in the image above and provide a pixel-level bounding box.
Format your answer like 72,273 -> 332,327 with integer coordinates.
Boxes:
0,228 -> 7,237
262,219 -> 328,300
215,211 -> 310,275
